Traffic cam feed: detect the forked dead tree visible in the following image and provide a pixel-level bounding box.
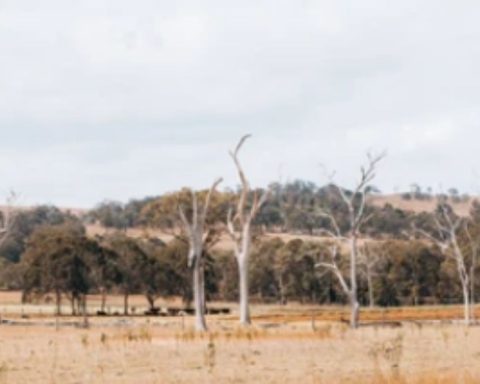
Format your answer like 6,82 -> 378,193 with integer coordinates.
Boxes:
227,135 -> 268,326
316,153 -> 385,328
179,179 -> 222,331
415,203 -> 472,325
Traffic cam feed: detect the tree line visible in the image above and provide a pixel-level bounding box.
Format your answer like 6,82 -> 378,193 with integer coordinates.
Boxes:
0,136 -> 479,330
0,218 -> 478,315
88,183 -> 469,239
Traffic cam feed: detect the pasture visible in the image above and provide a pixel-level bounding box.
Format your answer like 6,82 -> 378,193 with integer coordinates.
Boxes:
0,292 -> 479,383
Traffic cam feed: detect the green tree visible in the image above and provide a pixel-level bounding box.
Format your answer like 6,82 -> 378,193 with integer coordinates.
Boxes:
101,233 -> 148,315
21,223 -> 94,315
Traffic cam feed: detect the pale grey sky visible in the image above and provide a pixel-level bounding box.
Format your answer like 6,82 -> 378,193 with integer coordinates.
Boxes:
1,0 -> 480,207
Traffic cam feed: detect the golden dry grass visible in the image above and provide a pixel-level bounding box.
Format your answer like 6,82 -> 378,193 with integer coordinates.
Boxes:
0,319 -> 479,383
0,294 -> 480,383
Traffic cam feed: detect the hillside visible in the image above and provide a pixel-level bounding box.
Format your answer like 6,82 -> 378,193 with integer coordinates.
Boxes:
368,194 -> 476,216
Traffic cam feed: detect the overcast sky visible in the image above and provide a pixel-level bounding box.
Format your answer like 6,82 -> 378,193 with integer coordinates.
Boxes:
1,0 -> 480,207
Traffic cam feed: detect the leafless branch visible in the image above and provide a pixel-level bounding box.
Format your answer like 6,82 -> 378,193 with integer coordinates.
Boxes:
230,134 -> 252,226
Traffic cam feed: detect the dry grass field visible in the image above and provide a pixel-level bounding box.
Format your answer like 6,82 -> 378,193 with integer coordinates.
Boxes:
0,292 -> 480,383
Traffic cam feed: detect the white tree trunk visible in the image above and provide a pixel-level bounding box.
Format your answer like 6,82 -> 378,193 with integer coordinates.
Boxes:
461,278 -> 471,325
100,287 -> 107,312
351,298 -> 360,328
367,270 -> 374,308
238,254 -> 251,326
350,237 -> 359,328
193,260 -> 207,331
200,261 -> 206,313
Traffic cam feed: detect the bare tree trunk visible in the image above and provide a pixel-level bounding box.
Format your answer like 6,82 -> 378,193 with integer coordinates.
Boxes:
101,288 -> 107,312
453,237 -> 471,325
350,237 -> 359,328
55,291 -> 61,316
76,296 -> 82,316
471,266 -> 476,322
82,296 -> 89,329
200,259 -> 206,313
359,244 -> 382,309
82,295 -> 88,316
279,274 -> 285,305
351,297 -> 360,328
461,278 -> 471,325
124,293 -> 129,316
147,295 -> 155,311
367,269 -> 375,308
193,260 -> 207,331
71,297 -> 76,316
238,254 -> 251,325
178,178 -> 222,332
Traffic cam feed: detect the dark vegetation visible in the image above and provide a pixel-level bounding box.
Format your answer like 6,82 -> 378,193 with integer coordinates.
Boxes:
0,181 -> 478,315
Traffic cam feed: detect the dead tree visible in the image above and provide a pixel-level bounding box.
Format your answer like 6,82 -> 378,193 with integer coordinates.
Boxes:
316,153 -> 385,328
358,243 -> 385,308
0,191 -> 16,246
179,178 -> 222,332
227,135 -> 268,326
465,223 -> 479,322
415,203 -> 472,325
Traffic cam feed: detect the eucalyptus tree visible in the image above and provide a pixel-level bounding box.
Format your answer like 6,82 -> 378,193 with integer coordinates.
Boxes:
21,223 -> 92,315
86,237 -> 121,313
102,233 -> 148,315
227,135 -> 269,326
178,179 -> 222,331
0,192 -> 15,246
358,243 -> 385,308
415,203 -> 474,325
316,152 -> 385,328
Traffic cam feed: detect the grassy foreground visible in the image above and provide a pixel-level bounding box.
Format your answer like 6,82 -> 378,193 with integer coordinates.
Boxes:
0,293 -> 479,383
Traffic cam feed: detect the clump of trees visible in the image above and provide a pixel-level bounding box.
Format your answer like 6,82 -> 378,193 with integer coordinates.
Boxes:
86,198 -> 156,229
18,223 -> 199,316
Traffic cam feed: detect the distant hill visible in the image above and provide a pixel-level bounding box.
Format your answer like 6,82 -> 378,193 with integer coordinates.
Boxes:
5,193 -> 477,220
368,194 -> 476,216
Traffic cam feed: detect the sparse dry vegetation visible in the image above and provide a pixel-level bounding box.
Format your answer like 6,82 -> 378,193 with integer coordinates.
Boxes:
0,302 -> 479,383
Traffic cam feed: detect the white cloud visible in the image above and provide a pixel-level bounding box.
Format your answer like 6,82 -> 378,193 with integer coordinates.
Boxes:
0,0 -> 480,206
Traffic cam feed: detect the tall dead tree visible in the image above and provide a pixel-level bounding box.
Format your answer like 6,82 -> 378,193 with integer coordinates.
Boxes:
316,153 -> 385,328
415,203 -> 472,325
227,135 -> 268,326
179,179 -> 222,332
